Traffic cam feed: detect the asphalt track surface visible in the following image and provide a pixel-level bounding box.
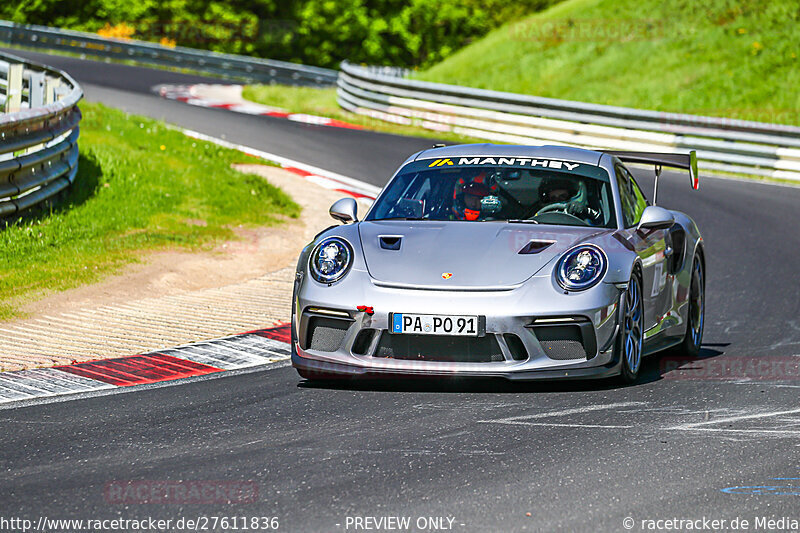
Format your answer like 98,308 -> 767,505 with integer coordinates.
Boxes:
3,49 -> 800,532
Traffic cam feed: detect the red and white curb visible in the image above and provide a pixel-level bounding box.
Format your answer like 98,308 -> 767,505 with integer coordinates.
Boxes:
181,128 -> 381,199
0,325 -> 292,405
158,84 -> 363,130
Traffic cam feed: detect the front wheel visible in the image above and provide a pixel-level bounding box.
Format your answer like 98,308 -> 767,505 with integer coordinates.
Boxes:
617,271 -> 644,384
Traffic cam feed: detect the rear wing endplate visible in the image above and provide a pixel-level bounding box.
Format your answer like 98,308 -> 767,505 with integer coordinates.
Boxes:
604,150 -> 699,191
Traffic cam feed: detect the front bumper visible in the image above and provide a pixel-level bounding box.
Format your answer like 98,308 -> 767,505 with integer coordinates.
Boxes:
292,351 -> 622,381
292,269 -> 624,381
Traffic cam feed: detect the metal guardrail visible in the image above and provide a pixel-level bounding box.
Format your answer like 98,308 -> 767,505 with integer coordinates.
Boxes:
0,20 -> 338,87
0,50 -> 82,218
338,62 -> 800,181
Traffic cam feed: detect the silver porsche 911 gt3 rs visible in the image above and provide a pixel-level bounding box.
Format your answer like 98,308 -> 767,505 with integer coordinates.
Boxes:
291,144 -> 705,383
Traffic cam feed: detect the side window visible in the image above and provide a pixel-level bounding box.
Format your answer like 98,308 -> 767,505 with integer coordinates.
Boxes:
615,165 -> 637,227
626,169 -> 648,225
616,165 -> 648,227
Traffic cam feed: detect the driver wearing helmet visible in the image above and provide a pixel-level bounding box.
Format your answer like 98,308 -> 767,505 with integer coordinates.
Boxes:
538,175 -> 601,224
453,173 -> 490,221
539,176 -> 577,205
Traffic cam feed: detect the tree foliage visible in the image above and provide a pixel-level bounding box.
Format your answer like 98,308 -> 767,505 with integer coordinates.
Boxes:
1,0 -> 561,68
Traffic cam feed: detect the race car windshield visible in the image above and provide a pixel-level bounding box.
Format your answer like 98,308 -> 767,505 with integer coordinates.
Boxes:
367,159 -> 616,228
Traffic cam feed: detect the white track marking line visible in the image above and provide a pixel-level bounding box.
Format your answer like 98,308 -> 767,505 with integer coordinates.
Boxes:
159,334 -> 290,370
197,337 -> 288,363
487,422 -> 635,429
213,343 -> 289,362
0,368 -> 114,399
160,84 -> 361,128
217,337 -> 291,357
478,401 -> 646,426
161,347 -> 238,370
667,407 -> 800,433
168,344 -> 261,370
0,381 -> 43,398
670,428 -> 800,435
0,374 -> 56,395
0,388 -> 31,403
180,128 -> 381,197
22,369 -> 115,391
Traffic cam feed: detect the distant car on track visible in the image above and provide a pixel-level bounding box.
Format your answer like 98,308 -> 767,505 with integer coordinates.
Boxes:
291,144 -> 704,383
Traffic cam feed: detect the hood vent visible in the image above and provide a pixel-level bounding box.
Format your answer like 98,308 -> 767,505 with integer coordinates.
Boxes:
518,240 -> 555,255
379,235 -> 402,250
358,221 -> 601,289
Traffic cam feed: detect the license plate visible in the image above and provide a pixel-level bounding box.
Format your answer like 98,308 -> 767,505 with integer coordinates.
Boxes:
391,313 -> 480,336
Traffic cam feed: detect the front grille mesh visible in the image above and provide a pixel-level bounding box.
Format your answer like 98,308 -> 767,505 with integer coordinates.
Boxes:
307,317 -> 350,352
539,339 -> 587,360
533,325 -> 588,360
374,333 -> 504,363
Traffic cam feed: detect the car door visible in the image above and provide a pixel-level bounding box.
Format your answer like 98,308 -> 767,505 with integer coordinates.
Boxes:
615,165 -> 671,331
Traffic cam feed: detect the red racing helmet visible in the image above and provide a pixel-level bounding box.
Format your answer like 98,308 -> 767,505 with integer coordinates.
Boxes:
453,173 -> 490,221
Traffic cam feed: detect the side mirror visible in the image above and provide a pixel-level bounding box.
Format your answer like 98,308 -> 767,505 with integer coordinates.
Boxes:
638,205 -> 674,231
330,197 -> 358,224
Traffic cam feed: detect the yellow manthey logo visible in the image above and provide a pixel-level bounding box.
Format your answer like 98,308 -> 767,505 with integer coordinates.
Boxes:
428,158 -> 454,167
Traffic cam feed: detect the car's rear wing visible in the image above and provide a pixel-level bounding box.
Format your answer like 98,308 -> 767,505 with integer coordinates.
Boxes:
604,150 -> 699,205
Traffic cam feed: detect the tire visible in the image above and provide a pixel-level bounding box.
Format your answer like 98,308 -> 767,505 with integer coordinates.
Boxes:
290,284 -> 298,358
617,270 -> 644,384
678,255 -> 705,357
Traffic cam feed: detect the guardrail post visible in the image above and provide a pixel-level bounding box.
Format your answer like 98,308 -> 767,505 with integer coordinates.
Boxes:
4,62 -> 22,112
24,71 -> 49,155
29,71 -> 45,108
45,77 -> 61,104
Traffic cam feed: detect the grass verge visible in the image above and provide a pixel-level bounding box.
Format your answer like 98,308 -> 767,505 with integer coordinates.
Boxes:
0,102 -> 299,320
417,0 -> 799,125
241,85 -> 485,144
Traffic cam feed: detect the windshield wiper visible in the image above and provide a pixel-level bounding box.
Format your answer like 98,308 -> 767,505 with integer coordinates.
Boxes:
378,216 -> 424,221
507,219 -> 539,224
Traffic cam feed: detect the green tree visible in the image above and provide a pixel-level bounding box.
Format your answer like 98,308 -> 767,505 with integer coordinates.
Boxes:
1,0 -> 563,68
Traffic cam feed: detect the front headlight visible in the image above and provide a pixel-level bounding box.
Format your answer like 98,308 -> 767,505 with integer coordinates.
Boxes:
309,237 -> 353,283
556,244 -> 607,291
